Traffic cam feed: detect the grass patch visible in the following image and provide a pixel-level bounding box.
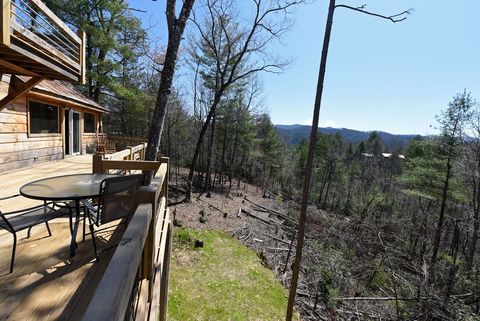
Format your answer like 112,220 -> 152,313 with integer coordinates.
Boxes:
168,228 -> 298,321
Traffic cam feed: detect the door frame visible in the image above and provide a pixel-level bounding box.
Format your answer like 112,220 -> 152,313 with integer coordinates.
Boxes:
65,109 -> 81,155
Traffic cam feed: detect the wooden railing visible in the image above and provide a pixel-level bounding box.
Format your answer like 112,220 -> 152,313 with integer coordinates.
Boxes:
109,136 -> 148,145
0,0 -> 85,82
84,151 -> 171,321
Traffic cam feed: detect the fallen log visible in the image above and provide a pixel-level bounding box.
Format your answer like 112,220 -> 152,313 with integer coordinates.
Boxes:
241,208 -> 277,227
334,296 -> 426,301
258,231 -> 292,245
241,209 -> 295,234
298,291 -> 427,301
169,184 -> 186,194
264,247 -> 290,251
244,196 -> 297,225
197,197 -> 228,216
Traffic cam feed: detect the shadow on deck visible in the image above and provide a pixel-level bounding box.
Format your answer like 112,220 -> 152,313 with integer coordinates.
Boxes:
0,219 -> 124,321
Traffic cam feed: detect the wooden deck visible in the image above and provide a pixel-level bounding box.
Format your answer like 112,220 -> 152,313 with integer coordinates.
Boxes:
0,155 -> 91,210
0,148 -> 172,321
0,155 -> 126,321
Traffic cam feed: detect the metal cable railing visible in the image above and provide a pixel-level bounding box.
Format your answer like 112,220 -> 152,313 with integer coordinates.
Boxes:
10,0 -> 81,64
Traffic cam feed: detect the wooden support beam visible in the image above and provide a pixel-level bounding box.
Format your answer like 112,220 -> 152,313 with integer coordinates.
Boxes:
9,42 -> 78,81
0,59 -> 40,77
0,75 -> 42,111
0,0 -> 10,46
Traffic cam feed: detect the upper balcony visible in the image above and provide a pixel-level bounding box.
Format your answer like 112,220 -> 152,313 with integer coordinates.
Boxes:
0,0 -> 85,83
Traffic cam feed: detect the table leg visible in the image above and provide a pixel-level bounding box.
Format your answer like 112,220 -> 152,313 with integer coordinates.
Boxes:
70,200 -> 81,256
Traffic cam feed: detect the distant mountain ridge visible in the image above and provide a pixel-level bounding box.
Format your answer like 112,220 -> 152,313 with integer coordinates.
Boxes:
275,124 -> 418,151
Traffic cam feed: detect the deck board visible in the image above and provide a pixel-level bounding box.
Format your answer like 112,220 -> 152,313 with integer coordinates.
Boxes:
0,155 -> 92,211
0,155 -> 127,321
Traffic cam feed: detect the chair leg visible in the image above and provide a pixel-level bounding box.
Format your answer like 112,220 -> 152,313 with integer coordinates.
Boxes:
88,217 -> 99,262
68,210 -> 73,234
10,233 -> 17,274
45,222 -> 52,236
27,226 -> 32,238
82,207 -> 87,242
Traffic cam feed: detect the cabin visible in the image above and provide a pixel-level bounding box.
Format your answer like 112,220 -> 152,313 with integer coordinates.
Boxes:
0,74 -> 107,174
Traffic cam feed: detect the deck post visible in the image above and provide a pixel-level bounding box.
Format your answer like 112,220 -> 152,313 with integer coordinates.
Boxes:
160,157 -> 170,207
127,146 -> 133,174
141,143 -> 146,160
92,153 -> 104,173
159,213 -> 172,321
136,186 -> 158,302
0,0 -> 10,46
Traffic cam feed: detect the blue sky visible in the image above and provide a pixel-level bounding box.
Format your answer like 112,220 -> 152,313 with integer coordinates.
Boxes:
129,1 -> 480,135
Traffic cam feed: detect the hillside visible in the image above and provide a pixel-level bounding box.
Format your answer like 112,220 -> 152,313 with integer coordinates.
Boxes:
275,124 -> 418,151
169,228 -> 299,320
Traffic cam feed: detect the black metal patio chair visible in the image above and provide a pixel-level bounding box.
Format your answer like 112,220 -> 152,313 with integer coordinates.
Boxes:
0,195 -> 73,273
81,174 -> 144,261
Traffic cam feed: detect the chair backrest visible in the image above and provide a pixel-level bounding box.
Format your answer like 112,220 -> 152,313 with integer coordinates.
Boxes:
0,211 -> 14,233
98,174 -> 144,224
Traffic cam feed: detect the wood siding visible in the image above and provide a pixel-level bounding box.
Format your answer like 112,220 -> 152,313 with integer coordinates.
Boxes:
0,92 -> 103,174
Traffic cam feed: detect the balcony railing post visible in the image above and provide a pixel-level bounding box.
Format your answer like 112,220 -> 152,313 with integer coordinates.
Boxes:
0,0 -> 10,46
77,29 -> 86,84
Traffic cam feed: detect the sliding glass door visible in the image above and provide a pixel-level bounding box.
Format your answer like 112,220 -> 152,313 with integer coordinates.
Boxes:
65,110 -> 81,155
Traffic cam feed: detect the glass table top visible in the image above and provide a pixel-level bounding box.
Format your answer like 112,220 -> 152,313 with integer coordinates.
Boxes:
20,173 -> 117,200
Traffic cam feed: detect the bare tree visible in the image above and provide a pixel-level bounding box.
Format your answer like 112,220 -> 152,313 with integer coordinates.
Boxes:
145,0 -> 196,170
430,91 -> 474,265
285,2 -> 412,320
185,0 -> 300,200
463,102 -> 480,271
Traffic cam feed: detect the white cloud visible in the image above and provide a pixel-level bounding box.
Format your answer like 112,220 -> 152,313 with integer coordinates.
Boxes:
322,120 -> 337,128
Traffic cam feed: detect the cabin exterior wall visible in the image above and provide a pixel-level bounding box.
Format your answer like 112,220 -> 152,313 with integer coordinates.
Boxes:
0,92 -> 103,174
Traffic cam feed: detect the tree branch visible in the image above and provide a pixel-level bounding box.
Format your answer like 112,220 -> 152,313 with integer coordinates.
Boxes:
335,4 -> 413,23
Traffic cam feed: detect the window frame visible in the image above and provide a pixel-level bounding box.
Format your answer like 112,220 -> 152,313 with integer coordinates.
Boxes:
83,112 -> 97,134
27,98 -> 61,137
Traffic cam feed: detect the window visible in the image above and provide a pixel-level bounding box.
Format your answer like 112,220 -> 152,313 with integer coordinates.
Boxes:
84,112 -> 96,133
29,101 -> 59,134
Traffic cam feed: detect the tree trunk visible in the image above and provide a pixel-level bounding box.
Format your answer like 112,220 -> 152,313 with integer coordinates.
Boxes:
229,132 -> 239,188
445,222 -> 460,302
431,158 -> 452,264
187,93 -> 222,200
91,48 -> 106,102
467,177 -> 480,271
145,0 -> 195,170
286,1 -> 336,319
205,111 -> 216,190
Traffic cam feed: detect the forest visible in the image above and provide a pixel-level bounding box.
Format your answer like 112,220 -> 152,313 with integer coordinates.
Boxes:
43,0 -> 480,320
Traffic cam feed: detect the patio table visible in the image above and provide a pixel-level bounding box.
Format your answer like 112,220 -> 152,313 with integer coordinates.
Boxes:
19,173 -> 117,256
